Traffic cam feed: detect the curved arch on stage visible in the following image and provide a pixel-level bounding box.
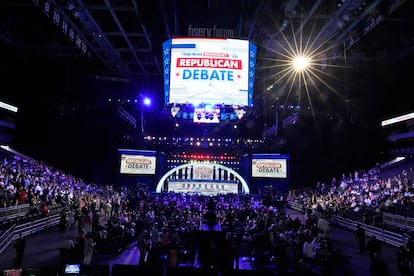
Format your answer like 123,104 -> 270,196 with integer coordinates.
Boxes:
155,163 -> 250,194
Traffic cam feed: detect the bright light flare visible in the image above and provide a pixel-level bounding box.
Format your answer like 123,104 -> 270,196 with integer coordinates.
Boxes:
143,97 -> 151,106
292,55 -> 311,71
260,17 -> 348,128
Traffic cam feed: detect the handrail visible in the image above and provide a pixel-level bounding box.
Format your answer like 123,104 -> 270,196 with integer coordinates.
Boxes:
0,224 -> 16,254
287,201 -> 305,213
330,214 -> 406,247
0,213 -> 60,254
0,204 -> 30,219
287,200 -> 407,248
383,212 -> 414,232
14,213 -> 61,238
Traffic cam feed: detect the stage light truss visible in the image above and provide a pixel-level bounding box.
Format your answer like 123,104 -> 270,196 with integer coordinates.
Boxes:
169,104 -> 246,122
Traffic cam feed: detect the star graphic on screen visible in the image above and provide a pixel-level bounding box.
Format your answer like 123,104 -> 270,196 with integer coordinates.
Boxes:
164,48 -> 170,57
176,72 -> 180,77
237,74 -> 241,79
250,50 -> 256,59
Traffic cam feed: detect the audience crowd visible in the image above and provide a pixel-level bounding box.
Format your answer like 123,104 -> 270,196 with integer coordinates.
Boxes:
2,149 -> 414,275
287,165 -> 414,219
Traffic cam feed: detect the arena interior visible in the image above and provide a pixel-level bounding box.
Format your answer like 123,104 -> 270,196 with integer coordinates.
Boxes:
1,1 -> 414,275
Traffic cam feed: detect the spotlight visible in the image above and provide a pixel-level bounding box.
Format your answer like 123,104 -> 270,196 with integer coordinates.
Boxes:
143,97 -> 151,106
292,55 -> 310,71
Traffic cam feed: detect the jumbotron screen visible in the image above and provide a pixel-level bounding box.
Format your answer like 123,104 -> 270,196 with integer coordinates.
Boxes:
163,37 -> 257,107
251,154 -> 289,178
118,149 -> 156,175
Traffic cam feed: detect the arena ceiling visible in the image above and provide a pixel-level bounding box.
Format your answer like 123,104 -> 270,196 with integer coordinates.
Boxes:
1,1 -> 413,109
0,0 -> 413,184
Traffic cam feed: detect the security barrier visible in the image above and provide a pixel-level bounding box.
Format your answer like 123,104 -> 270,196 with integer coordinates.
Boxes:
0,204 -> 30,219
383,212 -> 414,232
287,200 -> 407,248
330,214 -> 406,247
0,213 -> 60,254
287,201 -> 305,213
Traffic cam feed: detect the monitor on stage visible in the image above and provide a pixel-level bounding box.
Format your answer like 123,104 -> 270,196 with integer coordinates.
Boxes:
118,149 -> 156,175
251,154 -> 289,178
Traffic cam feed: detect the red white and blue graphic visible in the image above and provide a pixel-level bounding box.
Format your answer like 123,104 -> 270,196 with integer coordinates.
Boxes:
163,38 -> 256,107
251,154 -> 289,179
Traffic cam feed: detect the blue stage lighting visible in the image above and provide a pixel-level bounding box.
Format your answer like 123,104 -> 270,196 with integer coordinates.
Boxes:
143,97 -> 151,106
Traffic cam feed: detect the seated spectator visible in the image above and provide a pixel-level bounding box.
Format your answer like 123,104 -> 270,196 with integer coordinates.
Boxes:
39,202 -> 49,215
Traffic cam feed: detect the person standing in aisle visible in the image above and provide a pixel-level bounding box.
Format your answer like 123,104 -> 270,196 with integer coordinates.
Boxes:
13,233 -> 26,268
355,224 -> 366,253
367,235 -> 382,258
83,232 -> 95,266
396,245 -> 411,276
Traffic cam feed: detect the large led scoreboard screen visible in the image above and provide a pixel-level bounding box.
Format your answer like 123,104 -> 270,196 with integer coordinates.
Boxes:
118,149 -> 156,175
163,38 -> 257,106
251,154 -> 289,179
